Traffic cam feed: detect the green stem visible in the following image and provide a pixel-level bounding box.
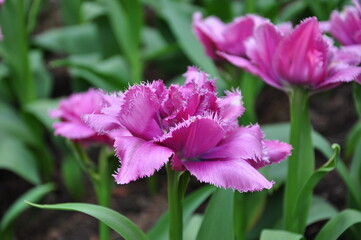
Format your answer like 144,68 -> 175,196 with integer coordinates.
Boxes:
283,87 -> 314,233
94,146 -> 112,240
353,83 -> 361,118
166,163 -> 188,240
233,192 -> 246,240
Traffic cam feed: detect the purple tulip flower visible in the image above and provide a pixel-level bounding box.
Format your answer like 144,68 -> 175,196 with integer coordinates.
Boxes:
85,67 -> 292,192
219,17 -> 361,91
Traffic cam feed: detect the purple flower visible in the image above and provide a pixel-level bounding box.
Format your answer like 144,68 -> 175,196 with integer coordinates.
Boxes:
327,0 -> 361,46
193,12 -> 268,60
50,89 -> 124,146
219,17 -> 361,91
85,67 -> 292,192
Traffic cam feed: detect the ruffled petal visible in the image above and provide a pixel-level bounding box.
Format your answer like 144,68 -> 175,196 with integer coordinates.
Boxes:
257,140 -> 292,169
201,124 -> 264,165
83,113 -> 121,133
218,89 -> 245,124
119,85 -> 163,140
53,122 -> 95,139
158,115 -> 225,159
114,136 -> 173,184
183,158 -> 273,192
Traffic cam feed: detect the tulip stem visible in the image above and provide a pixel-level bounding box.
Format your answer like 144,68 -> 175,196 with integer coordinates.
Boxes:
233,191 -> 246,240
284,87 -> 314,233
166,163 -> 188,240
94,146 -> 112,240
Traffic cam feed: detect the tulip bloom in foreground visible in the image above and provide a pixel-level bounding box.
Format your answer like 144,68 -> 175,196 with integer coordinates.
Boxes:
85,67 -> 292,192
50,89 -> 118,146
220,17 -> 361,91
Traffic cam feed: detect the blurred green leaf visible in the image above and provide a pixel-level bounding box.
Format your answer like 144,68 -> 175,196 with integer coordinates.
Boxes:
27,202 -> 150,240
81,1 -> 106,21
33,24 -> 100,54
0,138 -> 41,185
0,183 -> 55,235
52,54 -> 129,91
102,0 -> 143,83
0,103 -> 34,145
0,0 -> 35,105
307,196 -> 338,225
345,120 -> 361,158
279,1 -> 307,22
316,209 -> 361,240
61,155 -> 85,201
148,185 -> 215,240
30,50 -> 52,98
196,188 -> 234,240
25,98 -> 59,130
60,0 -> 83,25
337,161 -> 361,209
260,229 -> 304,240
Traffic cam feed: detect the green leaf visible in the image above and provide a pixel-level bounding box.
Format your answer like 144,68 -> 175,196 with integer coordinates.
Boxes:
307,196 -> 338,225
315,209 -> 361,240
61,155 -> 85,201
196,188 -> 234,240
52,54 -> 129,91
0,103 -> 34,145
81,1 -> 106,21
30,50 -> 53,98
102,0 -> 143,83
24,98 -> 60,130
260,229 -> 304,240
60,0 -> 83,25
336,161 -> 361,209
345,120 -> 361,158
184,214 -> 203,240
0,183 -> 55,233
290,144 -> 340,232
33,23 -> 100,54
27,202 -> 150,240
159,0 -> 224,90
148,185 -> 215,240
0,137 -> 41,185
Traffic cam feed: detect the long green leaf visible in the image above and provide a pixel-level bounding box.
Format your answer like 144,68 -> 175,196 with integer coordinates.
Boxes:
33,24 -> 100,54
0,138 -> 41,185
307,196 -> 338,225
196,188 -> 234,240
30,50 -> 53,98
148,185 -> 215,240
315,209 -> 361,240
27,202 -> 149,240
260,229 -> 303,240
0,183 -> 54,233
345,120 -> 361,158
291,144 -> 340,232
25,98 -> 60,130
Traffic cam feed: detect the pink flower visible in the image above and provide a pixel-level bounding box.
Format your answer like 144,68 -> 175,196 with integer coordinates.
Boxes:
328,0 -> 361,46
85,67 -> 292,192
0,0 -> 4,5
50,89 -> 122,146
219,17 -> 361,91
193,12 -> 268,60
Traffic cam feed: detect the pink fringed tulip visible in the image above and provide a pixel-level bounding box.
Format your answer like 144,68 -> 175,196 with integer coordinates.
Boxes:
85,67 -> 292,192
328,0 -> 361,46
50,89 -> 121,145
193,12 -> 267,60
220,17 -> 361,91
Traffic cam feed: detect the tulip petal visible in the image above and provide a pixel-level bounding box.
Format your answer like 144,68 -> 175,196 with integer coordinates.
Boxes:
261,140 -> 292,168
201,124 -> 264,164
183,158 -> 273,192
53,122 -> 95,139
119,85 -> 163,140
114,136 -> 173,184
83,113 -> 121,133
158,116 -> 225,159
